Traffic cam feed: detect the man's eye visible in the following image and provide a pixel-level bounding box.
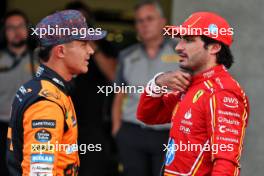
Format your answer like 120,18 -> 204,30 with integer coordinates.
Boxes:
184,37 -> 193,42
183,37 -> 194,42
81,42 -> 87,47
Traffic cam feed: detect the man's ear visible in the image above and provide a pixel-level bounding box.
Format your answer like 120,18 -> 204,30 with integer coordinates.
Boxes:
208,43 -> 221,55
53,45 -> 65,58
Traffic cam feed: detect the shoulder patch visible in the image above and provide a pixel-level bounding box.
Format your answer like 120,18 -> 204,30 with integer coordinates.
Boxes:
192,89 -> 204,103
39,89 -> 61,100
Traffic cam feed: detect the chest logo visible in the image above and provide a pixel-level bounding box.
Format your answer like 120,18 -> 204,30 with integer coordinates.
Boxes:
223,97 -> 239,108
184,109 -> 192,120
192,90 -> 204,103
165,138 -> 176,166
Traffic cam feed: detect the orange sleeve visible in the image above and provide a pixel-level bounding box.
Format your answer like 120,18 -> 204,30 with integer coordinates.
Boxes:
22,100 -> 64,176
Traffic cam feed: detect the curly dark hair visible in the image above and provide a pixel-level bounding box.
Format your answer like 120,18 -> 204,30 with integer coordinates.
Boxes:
201,35 -> 234,69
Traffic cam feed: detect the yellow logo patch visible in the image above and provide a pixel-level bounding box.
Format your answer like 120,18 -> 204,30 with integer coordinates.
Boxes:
192,90 -> 204,103
31,144 -> 54,153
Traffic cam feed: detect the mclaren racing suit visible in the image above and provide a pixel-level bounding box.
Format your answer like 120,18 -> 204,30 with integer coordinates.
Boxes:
7,64 -> 79,176
137,65 -> 249,176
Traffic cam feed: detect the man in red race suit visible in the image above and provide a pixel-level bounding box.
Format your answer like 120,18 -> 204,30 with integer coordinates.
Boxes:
137,11 -> 250,176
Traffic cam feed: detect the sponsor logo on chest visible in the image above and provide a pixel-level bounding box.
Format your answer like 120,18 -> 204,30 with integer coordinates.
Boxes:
35,129 -> 52,142
223,97 -> 239,108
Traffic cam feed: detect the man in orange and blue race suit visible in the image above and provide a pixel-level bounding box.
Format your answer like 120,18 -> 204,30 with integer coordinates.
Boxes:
137,12 -> 250,176
6,10 -> 106,175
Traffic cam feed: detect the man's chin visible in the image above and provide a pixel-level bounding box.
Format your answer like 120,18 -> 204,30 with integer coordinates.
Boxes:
81,67 -> 89,74
74,67 -> 88,76
10,40 -> 27,48
179,63 -> 188,70
179,63 -> 193,73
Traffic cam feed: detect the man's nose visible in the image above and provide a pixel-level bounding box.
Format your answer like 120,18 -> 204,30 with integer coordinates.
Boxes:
175,40 -> 184,53
87,44 -> 94,55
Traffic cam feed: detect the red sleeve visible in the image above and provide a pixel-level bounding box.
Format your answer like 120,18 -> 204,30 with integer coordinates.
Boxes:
136,90 -> 181,125
205,90 -> 249,175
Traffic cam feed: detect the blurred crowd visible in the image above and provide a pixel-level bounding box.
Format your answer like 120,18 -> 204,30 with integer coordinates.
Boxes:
0,1 -> 179,176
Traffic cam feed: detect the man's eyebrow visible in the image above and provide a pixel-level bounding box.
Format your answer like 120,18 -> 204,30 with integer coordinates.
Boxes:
79,41 -> 87,45
183,36 -> 195,40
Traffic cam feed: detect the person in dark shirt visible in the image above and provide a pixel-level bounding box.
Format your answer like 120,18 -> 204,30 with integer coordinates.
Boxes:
65,2 -> 119,175
0,10 -> 37,175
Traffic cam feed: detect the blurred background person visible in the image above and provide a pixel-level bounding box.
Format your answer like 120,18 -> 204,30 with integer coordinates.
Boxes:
65,1 -> 119,176
112,1 -> 180,176
0,9 -> 37,175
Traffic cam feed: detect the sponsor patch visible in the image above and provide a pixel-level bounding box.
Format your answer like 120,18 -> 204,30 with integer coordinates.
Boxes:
19,86 -> 32,95
192,90 -> 204,103
31,154 -> 54,163
30,163 -> 53,173
35,129 -> 52,142
184,109 -> 192,120
181,119 -> 193,126
218,110 -> 240,118
223,97 -> 239,108
40,89 -> 60,99
31,144 -> 54,153
218,117 -> 240,126
165,138 -> 176,166
216,136 -> 239,143
36,66 -> 44,77
32,120 -> 56,129
203,70 -> 215,78
52,78 -> 64,87
179,125 -> 191,134
218,125 -> 239,135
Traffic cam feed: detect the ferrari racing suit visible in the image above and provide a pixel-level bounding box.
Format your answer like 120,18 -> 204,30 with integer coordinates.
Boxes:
137,65 -> 249,176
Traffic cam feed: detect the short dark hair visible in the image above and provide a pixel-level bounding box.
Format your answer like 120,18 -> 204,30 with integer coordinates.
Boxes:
201,35 -> 234,69
3,9 -> 29,26
38,45 -> 54,62
0,9 -> 34,49
134,0 -> 164,17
